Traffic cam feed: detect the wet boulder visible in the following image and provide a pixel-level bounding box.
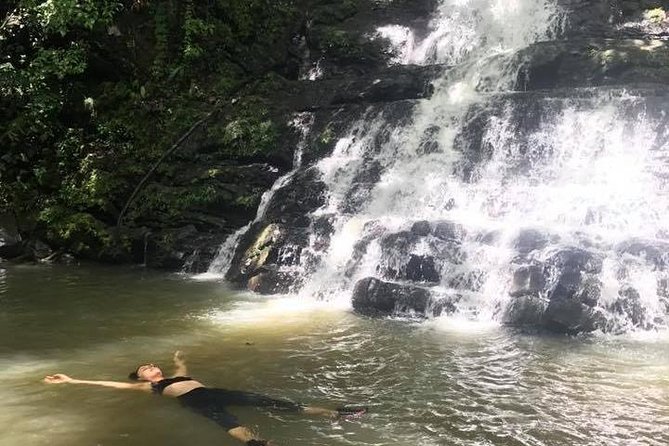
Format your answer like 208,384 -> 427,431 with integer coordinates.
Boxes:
225,223 -> 308,285
513,229 -> 550,256
545,248 -> 604,275
386,254 -> 441,283
509,265 -> 546,297
503,295 -> 548,327
543,276 -> 603,334
505,248 -> 606,333
431,295 -> 459,317
247,269 -> 303,295
432,220 -> 465,242
607,286 -> 648,328
379,230 -> 418,253
352,277 -> 435,318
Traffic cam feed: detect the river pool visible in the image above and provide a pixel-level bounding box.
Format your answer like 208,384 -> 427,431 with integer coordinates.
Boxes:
0,264 -> 667,445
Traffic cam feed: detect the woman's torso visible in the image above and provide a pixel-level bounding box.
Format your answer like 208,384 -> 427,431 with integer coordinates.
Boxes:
153,377 -> 205,397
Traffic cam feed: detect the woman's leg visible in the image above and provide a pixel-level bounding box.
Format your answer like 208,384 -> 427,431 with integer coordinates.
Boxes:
213,389 -> 339,418
228,426 -> 268,444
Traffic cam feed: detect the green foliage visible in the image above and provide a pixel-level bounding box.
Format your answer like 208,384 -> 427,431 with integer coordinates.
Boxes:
644,8 -> 667,24
1,0 -> 298,257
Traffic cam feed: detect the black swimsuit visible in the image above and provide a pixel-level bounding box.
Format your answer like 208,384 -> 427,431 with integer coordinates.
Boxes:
151,376 -> 194,394
153,377 -> 304,430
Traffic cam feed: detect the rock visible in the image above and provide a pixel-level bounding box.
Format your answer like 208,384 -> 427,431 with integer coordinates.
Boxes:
428,238 -> 466,265
247,269 -> 303,295
27,239 -> 53,261
502,248 -> 606,333
543,277 -> 603,333
503,295 -> 548,327
608,286 -> 648,327
142,225 -> 224,271
262,168 -> 327,227
225,223 -> 308,285
432,220 -> 464,242
281,65 -> 442,111
0,214 -> 22,259
342,159 -> 383,214
344,220 -> 387,277
513,229 -> 549,256
352,277 -> 435,318
515,39 -> 669,91
379,231 -> 418,254
543,298 -> 604,334
431,296 -> 459,317
509,265 -> 546,297
410,220 -> 431,237
311,214 -> 336,252
545,248 -> 604,275
403,254 -> 441,283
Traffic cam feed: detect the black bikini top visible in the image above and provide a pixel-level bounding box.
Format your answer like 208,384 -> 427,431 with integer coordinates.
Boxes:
151,376 -> 194,394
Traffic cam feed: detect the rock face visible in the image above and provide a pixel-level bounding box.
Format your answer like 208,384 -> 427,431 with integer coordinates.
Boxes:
352,277 -> 456,318
515,39 -> 669,91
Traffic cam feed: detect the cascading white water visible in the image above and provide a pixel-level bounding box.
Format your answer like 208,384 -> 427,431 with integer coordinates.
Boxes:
296,0 -> 669,330
299,0 -> 565,300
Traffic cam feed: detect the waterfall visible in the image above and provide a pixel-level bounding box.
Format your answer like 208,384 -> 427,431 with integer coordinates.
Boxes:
293,0 -> 668,331
213,0 -> 669,333
297,0 -> 566,304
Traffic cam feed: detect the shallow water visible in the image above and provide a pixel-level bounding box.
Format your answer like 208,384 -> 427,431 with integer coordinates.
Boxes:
0,264 -> 668,446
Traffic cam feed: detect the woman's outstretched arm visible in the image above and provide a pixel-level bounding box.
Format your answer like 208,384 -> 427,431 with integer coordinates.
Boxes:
44,374 -> 151,391
172,350 -> 187,377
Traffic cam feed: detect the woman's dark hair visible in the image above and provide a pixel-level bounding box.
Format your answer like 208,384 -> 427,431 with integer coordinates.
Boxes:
128,364 -> 144,381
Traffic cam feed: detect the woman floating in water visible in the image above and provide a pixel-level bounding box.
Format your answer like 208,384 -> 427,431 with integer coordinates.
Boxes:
44,351 -> 366,445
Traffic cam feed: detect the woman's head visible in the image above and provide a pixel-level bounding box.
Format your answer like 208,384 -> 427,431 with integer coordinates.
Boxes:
128,363 -> 163,382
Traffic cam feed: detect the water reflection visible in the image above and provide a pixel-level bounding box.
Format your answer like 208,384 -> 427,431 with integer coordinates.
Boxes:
0,267 -> 6,296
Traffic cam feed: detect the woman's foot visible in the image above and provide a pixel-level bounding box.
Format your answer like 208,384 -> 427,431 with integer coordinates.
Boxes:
336,406 -> 368,419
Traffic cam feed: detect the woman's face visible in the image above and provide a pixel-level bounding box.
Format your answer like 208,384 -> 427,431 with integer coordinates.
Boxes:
136,363 -> 163,381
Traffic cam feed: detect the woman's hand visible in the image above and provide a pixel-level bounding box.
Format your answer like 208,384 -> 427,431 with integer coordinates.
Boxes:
173,350 -> 187,376
44,374 -> 73,384
173,350 -> 185,364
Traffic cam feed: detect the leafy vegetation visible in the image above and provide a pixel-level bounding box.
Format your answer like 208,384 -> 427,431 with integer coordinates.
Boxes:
1,0 -> 299,258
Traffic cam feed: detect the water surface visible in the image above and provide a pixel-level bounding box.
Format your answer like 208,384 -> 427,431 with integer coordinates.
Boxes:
0,265 -> 667,445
